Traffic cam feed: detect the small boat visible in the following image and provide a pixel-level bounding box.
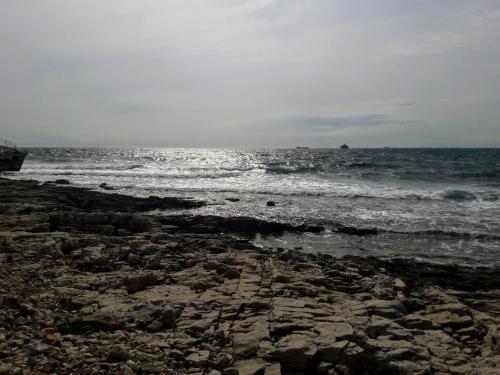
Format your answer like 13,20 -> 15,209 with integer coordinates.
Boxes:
340,144 -> 349,149
296,146 -> 310,149
0,139 -> 27,172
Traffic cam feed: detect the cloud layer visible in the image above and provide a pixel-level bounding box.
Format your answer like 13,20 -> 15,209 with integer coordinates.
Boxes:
0,0 -> 499,147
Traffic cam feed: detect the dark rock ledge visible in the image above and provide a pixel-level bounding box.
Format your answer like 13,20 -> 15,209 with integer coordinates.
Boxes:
0,177 -> 499,374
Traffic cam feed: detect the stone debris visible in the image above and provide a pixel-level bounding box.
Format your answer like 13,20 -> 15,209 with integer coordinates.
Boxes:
0,177 -> 499,374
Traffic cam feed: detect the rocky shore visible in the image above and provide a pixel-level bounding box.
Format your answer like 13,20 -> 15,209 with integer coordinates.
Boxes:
0,177 -> 499,374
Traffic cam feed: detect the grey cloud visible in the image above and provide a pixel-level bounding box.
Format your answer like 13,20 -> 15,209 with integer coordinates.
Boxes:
394,101 -> 416,107
276,114 -> 416,132
0,0 -> 499,147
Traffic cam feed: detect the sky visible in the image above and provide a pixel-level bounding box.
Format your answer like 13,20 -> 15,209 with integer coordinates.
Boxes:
1,0 -> 499,147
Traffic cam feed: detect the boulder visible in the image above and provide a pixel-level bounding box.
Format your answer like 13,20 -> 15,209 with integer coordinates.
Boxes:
186,350 -> 210,367
275,333 -> 317,372
129,304 -> 176,329
123,274 -> 160,293
233,333 -> 259,359
317,340 -> 349,362
233,358 -> 266,375
314,322 -> 355,341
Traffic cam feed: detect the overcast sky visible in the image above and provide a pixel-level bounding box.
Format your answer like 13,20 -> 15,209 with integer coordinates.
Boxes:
1,0 -> 499,147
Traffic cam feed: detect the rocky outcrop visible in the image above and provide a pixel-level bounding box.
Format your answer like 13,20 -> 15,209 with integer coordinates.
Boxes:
159,215 -> 325,234
0,177 -> 499,374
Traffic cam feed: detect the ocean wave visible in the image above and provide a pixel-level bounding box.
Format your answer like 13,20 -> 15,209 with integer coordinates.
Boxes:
41,164 -> 145,171
385,229 -> 500,241
326,188 -> 498,202
441,189 -> 477,201
265,165 -> 319,174
20,170 -> 243,179
344,162 -> 377,168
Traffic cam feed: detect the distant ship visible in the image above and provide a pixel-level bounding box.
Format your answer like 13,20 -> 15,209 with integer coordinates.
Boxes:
0,139 -> 27,172
340,144 -> 349,149
296,146 -> 310,149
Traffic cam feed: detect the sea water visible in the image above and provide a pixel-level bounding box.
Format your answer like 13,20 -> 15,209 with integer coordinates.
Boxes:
13,147 -> 500,266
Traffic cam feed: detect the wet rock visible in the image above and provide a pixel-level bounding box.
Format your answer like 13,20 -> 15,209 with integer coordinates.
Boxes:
99,183 -> 115,191
336,226 -> 378,236
54,179 -> 70,185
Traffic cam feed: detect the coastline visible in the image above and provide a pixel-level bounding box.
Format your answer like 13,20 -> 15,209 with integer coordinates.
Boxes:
0,177 -> 499,374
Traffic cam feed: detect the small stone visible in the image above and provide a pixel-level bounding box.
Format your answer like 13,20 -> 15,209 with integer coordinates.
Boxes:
213,352 -> 233,369
394,278 -> 407,291
107,345 -> 132,362
146,319 -> 163,332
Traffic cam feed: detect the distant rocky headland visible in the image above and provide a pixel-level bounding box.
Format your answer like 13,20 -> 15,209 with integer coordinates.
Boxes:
0,177 -> 499,374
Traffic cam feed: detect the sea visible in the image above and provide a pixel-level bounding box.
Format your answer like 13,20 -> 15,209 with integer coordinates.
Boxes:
10,147 -> 500,266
